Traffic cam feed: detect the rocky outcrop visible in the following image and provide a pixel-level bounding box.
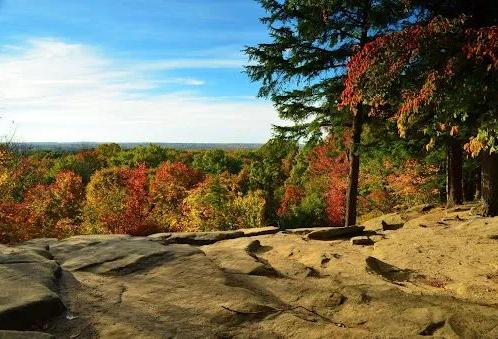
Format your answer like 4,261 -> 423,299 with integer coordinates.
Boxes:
283,226 -> 365,239
1,207 -> 498,338
0,247 -> 64,330
148,230 -> 244,245
148,227 -> 279,245
306,225 -> 364,240
0,331 -> 54,339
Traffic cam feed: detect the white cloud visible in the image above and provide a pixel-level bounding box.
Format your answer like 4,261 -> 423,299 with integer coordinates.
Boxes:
0,38 -> 281,143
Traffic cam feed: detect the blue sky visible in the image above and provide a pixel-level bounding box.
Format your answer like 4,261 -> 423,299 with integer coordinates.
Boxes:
0,0 -> 282,142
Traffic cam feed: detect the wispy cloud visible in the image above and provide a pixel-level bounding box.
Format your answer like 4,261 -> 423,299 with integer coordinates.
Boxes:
0,38 -> 279,142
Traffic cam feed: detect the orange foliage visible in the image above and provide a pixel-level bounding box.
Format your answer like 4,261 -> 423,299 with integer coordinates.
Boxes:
464,26 -> 498,70
0,170 -> 85,242
277,185 -> 304,217
150,162 -> 204,206
308,137 -> 349,226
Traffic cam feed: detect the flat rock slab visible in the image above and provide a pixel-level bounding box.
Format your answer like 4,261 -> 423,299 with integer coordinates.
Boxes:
306,226 -> 365,240
4,211 -> 498,338
202,238 -> 279,277
240,226 -> 279,236
0,245 -> 64,330
3,260 -> 61,292
282,227 -> 333,235
55,238 -> 200,274
148,230 -> 244,245
0,265 -> 64,330
0,331 -> 54,339
22,238 -> 58,251
0,246 -> 53,264
49,235 -> 130,263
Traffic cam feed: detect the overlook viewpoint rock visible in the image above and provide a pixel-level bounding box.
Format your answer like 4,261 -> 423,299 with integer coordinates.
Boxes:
1,205 -> 498,338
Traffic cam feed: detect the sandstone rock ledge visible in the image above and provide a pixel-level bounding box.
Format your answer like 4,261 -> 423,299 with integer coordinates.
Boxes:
1,212 -> 498,338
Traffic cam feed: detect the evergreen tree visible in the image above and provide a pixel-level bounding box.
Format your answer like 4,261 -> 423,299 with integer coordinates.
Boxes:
245,0 -> 416,225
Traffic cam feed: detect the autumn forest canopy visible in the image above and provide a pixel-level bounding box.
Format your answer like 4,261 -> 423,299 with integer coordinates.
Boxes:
1,0 -> 498,243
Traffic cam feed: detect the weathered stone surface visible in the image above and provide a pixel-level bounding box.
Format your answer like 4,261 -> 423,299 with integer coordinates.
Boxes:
65,234 -> 130,241
149,230 -> 244,245
16,246 -> 53,260
240,226 -> 279,236
351,236 -> 374,246
407,203 -> 436,213
146,232 -> 172,241
0,246 -> 53,264
0,246 -> 61,292
283,227 -> 330,235
363,213 -> 404,231
48,234 -> 132,264
306,226 -> 364,240
202,238 -> 279,276
22,238 -> 58,251
54,238 -> 200,274
365,256 -> 414,283
0,331 -> 54,339
0,265 -> 64,330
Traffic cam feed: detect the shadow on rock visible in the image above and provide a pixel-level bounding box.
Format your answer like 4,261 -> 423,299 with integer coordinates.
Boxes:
365,256 -> 415,283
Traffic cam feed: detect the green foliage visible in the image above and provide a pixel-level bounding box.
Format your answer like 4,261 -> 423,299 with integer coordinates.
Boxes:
109,144 -> 179,168
245,0 -> 417,141
248,139 -> 299,223
46,151 -> 105,183
96,143 -> 122,159
192,149 -> 242,175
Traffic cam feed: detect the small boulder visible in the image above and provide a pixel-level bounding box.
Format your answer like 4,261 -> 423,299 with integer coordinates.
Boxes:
306,226 -> 365,240
351,236 -> 374,246
381,219 -> 404,231
327,292 -> 346,307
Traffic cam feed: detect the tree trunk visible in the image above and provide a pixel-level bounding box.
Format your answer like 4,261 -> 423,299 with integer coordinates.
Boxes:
475,167 -> 482,200
463,171 -> 474,202
481,150 -> 498,216
345,110 -> 363,226
446,138 -> 463,207
344,0 -> 370,227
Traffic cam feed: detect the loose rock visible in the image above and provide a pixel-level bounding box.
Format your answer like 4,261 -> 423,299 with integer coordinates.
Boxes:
307,226 -> 365,240
351,236 -> 374,246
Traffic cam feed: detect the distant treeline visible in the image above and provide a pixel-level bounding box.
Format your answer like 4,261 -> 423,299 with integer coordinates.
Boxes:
14,142 -> 263,152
